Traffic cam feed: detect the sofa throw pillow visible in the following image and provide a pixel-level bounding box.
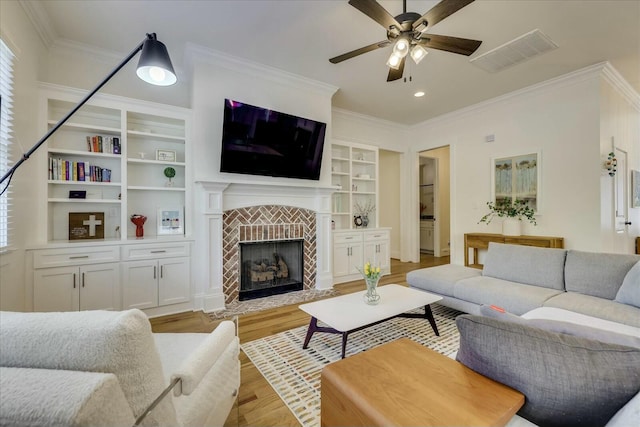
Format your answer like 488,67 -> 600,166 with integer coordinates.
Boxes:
615,261 -> 640,308
456,315 -> 640,427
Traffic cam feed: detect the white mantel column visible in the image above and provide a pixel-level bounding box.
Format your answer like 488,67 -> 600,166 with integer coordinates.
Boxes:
193,182 -> 229,312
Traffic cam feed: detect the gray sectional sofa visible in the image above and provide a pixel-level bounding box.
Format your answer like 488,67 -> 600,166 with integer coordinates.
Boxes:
407,242 -> 640,327
408,242 -> 640,427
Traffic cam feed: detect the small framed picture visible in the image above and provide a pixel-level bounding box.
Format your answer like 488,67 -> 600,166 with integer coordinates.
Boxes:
156,149 -> 177,162
157,207 -> 184,235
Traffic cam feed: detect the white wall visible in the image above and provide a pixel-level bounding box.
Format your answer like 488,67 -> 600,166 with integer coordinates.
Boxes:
411,64 -> 622,265
0,1 -> 48,310
379,150 -> 401,259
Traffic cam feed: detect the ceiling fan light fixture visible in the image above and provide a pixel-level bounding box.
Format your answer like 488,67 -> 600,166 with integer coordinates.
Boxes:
410,45 -> 428,64
392,38 -> 410,58
386,52 -> 402,70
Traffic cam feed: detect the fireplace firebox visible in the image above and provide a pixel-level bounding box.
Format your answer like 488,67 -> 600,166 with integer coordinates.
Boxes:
239,239 -> 303,301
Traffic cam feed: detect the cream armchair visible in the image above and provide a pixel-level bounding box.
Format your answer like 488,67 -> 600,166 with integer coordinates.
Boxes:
0,309 -> 240,426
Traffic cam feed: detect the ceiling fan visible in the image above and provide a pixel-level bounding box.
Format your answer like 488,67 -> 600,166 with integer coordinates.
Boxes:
330,0 -> 482,82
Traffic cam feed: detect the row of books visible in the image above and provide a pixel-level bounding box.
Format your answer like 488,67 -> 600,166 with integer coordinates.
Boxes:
49,158 -> 112,183
87,135 -> 121,154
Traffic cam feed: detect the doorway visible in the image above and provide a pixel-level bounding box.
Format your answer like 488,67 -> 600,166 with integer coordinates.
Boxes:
419,147 -> 450,257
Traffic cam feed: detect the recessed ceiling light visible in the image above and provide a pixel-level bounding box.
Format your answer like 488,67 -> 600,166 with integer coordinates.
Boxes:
414,91 -> 425,97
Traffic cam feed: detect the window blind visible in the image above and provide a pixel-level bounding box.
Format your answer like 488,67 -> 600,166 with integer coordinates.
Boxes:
0,38 -> 15,248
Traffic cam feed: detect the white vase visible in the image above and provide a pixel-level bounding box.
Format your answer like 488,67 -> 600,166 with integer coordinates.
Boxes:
502,219 -> 521,236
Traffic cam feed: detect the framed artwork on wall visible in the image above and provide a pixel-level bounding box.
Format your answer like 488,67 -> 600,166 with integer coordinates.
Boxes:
157,207 -> 184,235
491,151 -> 541,212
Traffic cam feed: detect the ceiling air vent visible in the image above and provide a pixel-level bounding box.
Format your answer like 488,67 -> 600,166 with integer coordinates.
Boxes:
470,29 -> 558,73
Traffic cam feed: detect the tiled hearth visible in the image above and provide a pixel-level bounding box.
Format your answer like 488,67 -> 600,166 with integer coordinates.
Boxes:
223,205 -> 317,303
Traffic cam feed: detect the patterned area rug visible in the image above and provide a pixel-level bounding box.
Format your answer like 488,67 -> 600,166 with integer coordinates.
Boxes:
241,304 -> 463,427
208,288 -> 340,319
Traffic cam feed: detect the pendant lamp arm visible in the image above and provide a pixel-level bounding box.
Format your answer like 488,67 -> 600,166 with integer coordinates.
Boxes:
0,33 -> 156,188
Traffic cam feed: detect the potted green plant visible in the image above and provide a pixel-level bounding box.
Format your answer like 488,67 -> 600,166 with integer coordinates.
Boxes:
164,167 -> 176,187
478,199 -> 536,236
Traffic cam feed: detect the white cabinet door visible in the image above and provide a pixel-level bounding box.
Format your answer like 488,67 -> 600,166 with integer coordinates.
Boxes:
376,240 -> 390,271
121,260 -> 158,310
158,258 -> 190,307
34,266 -> 79,312
333,243 -> 352,277
79,263 -> 120,311
348,242 -> 364,275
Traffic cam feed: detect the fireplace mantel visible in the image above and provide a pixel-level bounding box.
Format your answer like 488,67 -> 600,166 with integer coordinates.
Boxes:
194,180 -> 335,312
197,180 -> 336,213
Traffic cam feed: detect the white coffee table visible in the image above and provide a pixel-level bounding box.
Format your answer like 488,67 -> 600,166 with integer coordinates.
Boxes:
299,284 -> 442,358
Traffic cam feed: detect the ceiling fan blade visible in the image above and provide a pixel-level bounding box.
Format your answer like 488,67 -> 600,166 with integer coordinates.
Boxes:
329,40 -> 391,64
413,0 -> 475,32
418,34 -> 482,56
387,56 -> 406,82
349,0 -> 403,33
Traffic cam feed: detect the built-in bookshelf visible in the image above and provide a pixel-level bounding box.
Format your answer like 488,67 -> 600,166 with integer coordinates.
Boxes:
40,84 -> 191,243
330,141 -> 379,230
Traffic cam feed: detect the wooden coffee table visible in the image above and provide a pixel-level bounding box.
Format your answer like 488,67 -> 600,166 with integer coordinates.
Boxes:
299,284 -> 442,358
321,338 -> 525,427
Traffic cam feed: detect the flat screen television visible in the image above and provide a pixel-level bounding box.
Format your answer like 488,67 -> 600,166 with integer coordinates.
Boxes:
220,99 -> 327,180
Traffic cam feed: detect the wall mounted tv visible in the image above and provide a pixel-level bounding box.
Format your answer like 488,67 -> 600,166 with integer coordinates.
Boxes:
220,99 -> 327,180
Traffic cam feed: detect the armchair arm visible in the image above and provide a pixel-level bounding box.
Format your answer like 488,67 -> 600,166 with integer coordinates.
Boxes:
169,320 -> 237,396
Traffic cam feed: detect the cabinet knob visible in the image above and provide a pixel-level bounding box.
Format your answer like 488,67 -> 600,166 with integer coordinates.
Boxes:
625,221 -> 632,225
69,255 -> 89,260
151,250 -> 166,254
73,273 -> 76,289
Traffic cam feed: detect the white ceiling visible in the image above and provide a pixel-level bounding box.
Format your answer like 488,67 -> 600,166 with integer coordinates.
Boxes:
33,0 -> 640,125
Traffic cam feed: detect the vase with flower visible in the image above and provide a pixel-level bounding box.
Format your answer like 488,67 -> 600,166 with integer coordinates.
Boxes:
357,261 -> 381,305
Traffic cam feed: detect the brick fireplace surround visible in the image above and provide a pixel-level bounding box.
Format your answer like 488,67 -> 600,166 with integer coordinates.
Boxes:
196,182 -> 335,312
223,205 -> 316,303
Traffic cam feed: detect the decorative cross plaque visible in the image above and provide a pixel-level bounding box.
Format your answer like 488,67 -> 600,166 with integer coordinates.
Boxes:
69,212 -> 105,240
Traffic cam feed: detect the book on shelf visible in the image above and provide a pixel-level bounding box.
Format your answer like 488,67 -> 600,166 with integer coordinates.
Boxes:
86,135 -> 120,154
48,156 -> 111,183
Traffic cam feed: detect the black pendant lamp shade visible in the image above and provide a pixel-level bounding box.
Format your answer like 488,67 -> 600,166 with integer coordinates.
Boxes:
136,33 -> 177,86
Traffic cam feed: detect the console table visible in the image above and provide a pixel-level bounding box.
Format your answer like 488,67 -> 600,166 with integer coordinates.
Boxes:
464,233 -> 564,269
321,338 -> 524,427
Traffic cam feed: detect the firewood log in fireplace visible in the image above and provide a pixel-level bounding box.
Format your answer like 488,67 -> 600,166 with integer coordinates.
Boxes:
247,253 -> 288,283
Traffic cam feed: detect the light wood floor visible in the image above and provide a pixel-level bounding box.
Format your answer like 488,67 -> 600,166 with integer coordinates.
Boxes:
150,254 -> 449,427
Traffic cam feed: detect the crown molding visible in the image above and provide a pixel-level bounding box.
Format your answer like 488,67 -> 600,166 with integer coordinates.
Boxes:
332,107 -> 407,132
601,62 -> 640,111
411,62 -> 628,129
184,42 -> 338,97
18,0 -> 56,48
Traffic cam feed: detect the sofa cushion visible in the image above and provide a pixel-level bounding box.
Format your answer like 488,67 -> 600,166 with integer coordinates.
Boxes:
544,292 -> 640,328
0,310 -> 178,426
482,243 -> 567,290
454,276 -> 563,315
564,250 -> 640,299
480,305 -> 640,348
523,307 -> 640,340
615,261 -> 640,308
455,314 -> 640,427
407,264 -> 482,297
605,391 -> 640,427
